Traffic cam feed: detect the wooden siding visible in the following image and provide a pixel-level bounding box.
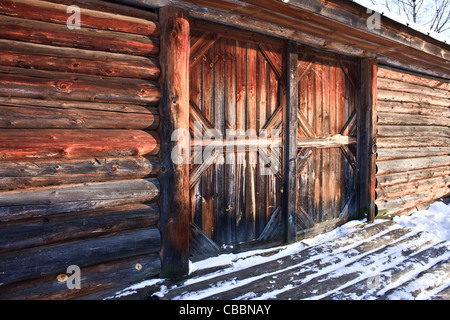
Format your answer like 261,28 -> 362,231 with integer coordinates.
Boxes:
0,0 -> 161,299
188,30 -> 284,246
296,51 -> 359,238
375,66 -> 450,217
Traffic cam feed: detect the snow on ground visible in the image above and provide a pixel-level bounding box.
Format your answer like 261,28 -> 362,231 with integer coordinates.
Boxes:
394,201 -> 450,242
109,200 -> 450,300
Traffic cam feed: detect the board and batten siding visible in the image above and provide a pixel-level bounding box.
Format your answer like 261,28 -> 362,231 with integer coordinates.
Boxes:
0,0 -> 161,299
375,66 -> 450,217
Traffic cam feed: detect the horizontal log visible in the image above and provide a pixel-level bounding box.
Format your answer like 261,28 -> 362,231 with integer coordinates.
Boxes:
191,137 -> 280,151
187,2 -> 367,58
376,175 -> 450,202
0,0 -> 160,37
0,178 -> 160,222
0,105 -> 159,130
0,253 -> 161,300
377,89 -> 449,107
377,67 -> 450,91
0,129 -> 160,161
376,155 -> 450,175
376,166 -> 450,188
377,125 -> 450,138
44,0 -> 158,21
0,227 -> 161,287
0,66 -> 161,105
377,136 -> 449,148
378,112 -> 450,127
190,135 -> 353,156
376,187 -> 449,216
0,202 -> 160,253
0,15 -> 159,57
377,147 -> 450,161
297,134 -> 356,148
377,101 -> 450,118
0,156 -> 159,190
0,97 -> 158,114
378,78 -> 450,100
0,40 -> 160,80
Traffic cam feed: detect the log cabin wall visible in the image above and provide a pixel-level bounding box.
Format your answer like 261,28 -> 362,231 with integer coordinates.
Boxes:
0,0 -> 161,299
375,66 -> 450,217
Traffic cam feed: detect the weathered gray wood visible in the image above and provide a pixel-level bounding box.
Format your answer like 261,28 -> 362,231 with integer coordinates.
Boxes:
378,112 -> 450,127
0,156 -> 159,190
377,101 -> 450,118
190,222 -> 220,258
0,203 -> 160,253
0,253 -> 161,300
257,206 -> 281,241
297,134 -> 356,148
377,89 -> 449,107
376,175 -> 450,202
149,221 -> 397,300
378,258 -> 450,300
376,166 -> 450,188
357,58 -> 377,222
376,155 -> 450,175
277,230 -> 439,300
278,0 -> 449,62
209,224 -> 408,300
377,125 -> 450,139
377,147 -> 450,161
376,188 -> 450,216
377,65 -> 450,91
0,179 -> 160,222
284,40 -> 298,243
0,227 -> 161,287
377,136 -> 449,148
377,77 -> 450,100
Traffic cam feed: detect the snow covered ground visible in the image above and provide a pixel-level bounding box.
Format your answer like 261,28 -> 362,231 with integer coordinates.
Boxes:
108,200 -> 450,300
393,201 -> 450,242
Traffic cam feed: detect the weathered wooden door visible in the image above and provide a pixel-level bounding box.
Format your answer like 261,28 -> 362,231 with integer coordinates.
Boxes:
296,51 -> 359,238
189,25 -> 285,250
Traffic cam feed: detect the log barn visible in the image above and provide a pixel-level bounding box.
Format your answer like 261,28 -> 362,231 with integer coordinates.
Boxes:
0,0 -> 448,299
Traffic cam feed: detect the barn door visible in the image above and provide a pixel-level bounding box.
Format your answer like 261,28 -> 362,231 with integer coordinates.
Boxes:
296,52 -> 359,238
188,28 -> 284,251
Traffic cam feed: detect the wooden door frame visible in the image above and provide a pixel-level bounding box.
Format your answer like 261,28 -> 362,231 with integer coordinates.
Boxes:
188,20 -> 286,250
356,58 -> 378,222
158,8 -> 378,278
283,41 -> 298,243
158,6 -> 191,279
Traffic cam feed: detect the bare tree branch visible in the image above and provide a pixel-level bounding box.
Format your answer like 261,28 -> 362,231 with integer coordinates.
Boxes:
370,0 -> 450,35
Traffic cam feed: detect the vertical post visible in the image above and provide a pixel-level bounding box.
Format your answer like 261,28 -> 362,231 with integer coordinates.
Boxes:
283,41 -> 298,243
357,58 -> 377,223
158,6 -> 190,278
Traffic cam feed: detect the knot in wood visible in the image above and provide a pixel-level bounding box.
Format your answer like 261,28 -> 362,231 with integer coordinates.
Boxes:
55,81 -> 73,92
